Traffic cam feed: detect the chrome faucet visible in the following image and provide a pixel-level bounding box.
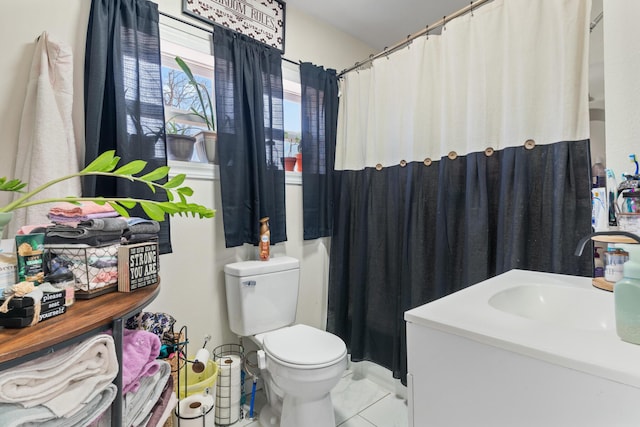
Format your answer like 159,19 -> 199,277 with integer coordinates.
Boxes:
574,231 -> 640,256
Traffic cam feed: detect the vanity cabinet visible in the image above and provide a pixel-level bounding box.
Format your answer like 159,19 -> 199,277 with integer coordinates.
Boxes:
0,283 -> 160,426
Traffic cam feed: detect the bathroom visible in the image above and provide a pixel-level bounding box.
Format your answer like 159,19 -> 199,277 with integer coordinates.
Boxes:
0,0 -> 638,426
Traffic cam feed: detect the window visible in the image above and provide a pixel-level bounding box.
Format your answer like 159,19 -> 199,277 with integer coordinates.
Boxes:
159,17 -> 302,181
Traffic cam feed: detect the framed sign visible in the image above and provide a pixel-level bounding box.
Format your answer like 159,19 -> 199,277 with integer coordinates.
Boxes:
182,0 -> 286,53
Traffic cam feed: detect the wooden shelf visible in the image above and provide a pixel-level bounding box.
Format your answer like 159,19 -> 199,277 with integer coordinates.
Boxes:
592,277 -> 614,292
591,235 -> 638,244
0,283 -> 160,366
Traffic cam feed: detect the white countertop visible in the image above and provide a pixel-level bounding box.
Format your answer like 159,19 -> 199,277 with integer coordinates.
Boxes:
405,269 -> 640,389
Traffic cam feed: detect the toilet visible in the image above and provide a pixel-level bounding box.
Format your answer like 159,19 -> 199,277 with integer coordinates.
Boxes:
224,256 -> 347,427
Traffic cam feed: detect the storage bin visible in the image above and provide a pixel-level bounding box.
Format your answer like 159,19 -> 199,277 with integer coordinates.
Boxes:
45,243 -> 119,294
177,359 -> 218,400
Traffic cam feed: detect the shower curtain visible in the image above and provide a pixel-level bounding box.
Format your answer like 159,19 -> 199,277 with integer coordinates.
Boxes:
328,0 -> 593,383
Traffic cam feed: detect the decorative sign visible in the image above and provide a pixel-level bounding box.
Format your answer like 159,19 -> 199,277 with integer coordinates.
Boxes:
183,0 -> 286,53
118,242 -> 159,292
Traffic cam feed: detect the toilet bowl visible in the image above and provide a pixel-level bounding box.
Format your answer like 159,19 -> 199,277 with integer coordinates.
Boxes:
223,257 -> 347,427
255,324 -> 347,427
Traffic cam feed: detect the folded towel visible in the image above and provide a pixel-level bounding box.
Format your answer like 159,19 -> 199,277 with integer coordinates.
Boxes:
124,360 -> 171,427
77,218 -> 128,232
48,202 -> 116,218
0,383 -> 117,427
144,376 -> 176,427
124,218 -> 161,234
0,334 -> 118,417
121,328 -> 162,395
48,211 -> 120,225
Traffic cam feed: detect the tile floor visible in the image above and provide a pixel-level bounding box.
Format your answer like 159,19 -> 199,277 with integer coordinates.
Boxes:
235,363 -> 408,427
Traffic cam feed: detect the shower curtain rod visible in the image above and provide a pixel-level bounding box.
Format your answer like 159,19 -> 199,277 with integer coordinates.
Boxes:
338,0 -> 493,77
158,10 -> 300,67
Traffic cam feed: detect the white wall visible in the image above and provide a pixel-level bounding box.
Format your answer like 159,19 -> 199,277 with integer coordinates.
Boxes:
0,1 -> 372,353
603,1 -> 640,179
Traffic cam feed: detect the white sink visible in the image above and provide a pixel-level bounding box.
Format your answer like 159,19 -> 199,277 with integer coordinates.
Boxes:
488,283 -> 615,331
405,269 -> 640,426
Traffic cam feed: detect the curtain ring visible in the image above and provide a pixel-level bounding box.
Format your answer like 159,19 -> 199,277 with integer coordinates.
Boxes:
424,158 -> 432,166
484,147 -> 494,157
400,160 -> 407,167
375,163 -> 383,171
524,139 -> 536,150
425,25 -> 429,40
443,15 -> 447,31
448,151 -> 457,160
470,1 -> 474,17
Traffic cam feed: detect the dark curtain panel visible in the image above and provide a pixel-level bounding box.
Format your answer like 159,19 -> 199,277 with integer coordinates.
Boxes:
213,27 -> 286,248
299,63 -> 339,240
328,140 -> 593,383
84,0 -> 171,253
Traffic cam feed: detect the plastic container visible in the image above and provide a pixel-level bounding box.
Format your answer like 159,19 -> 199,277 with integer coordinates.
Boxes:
178,359 -> 218,399
259,217 -> 270,261
592,159 -> 606,189
614,244 -> 640,344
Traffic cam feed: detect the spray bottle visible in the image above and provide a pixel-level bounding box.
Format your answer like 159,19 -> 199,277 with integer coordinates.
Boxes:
259,217 -> 270,261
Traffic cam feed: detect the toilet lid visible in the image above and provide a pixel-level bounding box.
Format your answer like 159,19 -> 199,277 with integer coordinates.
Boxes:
262,324 -> 346,366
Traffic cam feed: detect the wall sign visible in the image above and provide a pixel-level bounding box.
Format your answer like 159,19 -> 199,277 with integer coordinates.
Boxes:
183,0 -> 286,53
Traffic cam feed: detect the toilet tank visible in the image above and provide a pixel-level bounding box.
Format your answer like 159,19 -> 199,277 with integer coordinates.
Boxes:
224,256 -> 300,336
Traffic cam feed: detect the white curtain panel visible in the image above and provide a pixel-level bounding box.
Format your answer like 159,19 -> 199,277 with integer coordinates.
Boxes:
335,0 -> 592,171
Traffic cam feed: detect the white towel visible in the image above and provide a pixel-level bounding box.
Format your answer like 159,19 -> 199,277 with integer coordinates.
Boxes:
8,31 -> 81,235
0,383 -> 117,427
124,360 -> 171,427
0,334 -> 118,417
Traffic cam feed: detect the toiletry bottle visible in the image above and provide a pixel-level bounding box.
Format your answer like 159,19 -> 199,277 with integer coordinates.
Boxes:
592,158 -> 606,189
259,217 -> 270,261
614,244 -> 640,344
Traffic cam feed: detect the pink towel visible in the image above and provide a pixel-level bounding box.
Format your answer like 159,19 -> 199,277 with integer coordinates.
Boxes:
49,201 -> 116,217
120,328 -> 162,395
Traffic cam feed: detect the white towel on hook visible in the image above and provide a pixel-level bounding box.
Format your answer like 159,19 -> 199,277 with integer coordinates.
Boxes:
8,31 -> 82,235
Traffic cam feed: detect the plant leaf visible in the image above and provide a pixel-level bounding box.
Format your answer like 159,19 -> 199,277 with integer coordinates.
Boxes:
114,160 -> 147,176
140,166 -> 170,182
109,202 -> 131,217
118,200 -> 137,209
140,201 -> 166,221
164,174 -> 186,189
83,150 -> 116,173
177,186 -> 194,197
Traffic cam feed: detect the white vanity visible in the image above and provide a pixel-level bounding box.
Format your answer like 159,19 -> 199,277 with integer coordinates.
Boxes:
405,269 -> 640,427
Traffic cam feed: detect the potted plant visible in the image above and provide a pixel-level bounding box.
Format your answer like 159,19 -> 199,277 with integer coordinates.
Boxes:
0,150 -> 215,237
165,119 -> 197,162
283,134 -> 301,172
174,57 -> 218,164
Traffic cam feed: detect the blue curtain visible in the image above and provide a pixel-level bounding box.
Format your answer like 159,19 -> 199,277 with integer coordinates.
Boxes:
213,27 -> 286,248
299,63 -> 339,240
327,140 -> 593,384
84,0 -> 171,253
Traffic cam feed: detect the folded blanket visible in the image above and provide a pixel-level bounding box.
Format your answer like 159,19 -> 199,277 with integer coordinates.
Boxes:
0,383 -> 117,427
48,202 -> 116,218
0,334 -> 118,417
124,360 -> 171,427
121,328 -> 162,395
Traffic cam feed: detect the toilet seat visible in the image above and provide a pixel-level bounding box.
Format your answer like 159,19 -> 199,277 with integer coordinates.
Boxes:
262,324 -> 346,369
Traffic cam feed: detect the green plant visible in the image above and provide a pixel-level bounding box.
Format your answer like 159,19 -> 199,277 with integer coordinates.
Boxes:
175,56 -> 215,131
0,151 -> 214,221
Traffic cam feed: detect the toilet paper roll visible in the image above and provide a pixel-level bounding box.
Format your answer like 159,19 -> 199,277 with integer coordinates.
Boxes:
175,393 -> 215,427
215,354 -> 242,424
214,402 -> 241,425
192,348 -> 211,373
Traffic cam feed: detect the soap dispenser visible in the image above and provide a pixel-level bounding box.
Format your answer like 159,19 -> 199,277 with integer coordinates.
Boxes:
614,243 -> 640,344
